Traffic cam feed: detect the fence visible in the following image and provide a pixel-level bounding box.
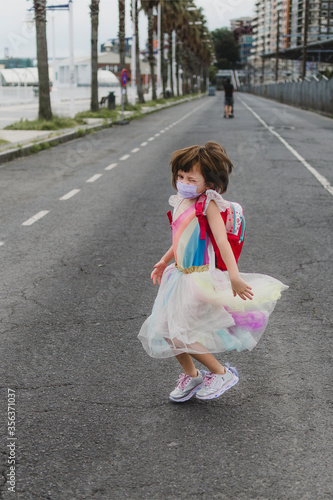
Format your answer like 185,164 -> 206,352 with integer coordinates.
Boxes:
240,78 -> 333,115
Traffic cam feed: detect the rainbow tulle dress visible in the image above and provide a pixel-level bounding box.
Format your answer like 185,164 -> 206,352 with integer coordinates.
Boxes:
138,190 -> 288,359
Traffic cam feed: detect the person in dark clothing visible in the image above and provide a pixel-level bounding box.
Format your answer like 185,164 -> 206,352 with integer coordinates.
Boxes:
224,78 -> 234,118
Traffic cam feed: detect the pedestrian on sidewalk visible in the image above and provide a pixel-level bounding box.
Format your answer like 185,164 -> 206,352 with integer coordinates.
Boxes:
138,141 -> 287,402
224,78 -> 234,118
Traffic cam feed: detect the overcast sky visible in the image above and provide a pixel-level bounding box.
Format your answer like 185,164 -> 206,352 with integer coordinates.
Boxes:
1,0 -> 256,61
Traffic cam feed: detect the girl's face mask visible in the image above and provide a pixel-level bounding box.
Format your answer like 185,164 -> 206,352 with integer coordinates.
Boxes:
176,180 -> 206,199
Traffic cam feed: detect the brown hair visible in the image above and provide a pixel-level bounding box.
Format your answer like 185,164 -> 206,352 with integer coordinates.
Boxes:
170,141 -> 234,194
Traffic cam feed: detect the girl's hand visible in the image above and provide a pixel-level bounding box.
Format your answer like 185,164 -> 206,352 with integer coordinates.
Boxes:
231,277 -> 254,301
151,260 -> 167,286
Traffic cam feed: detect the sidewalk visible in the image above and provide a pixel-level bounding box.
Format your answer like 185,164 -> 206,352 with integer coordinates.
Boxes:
0,94 -> 206,164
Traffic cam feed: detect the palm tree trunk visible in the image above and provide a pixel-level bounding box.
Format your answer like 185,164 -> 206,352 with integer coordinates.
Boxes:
168,31 -> 174,97
135,0 -> 144,103
160,15 -> 166,98
176,40 -> 180,96
147,7 -> 156,100
34,0 -> 52,120
118,0 -> 128,104
90,0 -> 100,112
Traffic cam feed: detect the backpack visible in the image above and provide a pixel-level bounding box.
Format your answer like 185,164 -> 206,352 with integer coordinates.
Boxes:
194,194 -> 245,271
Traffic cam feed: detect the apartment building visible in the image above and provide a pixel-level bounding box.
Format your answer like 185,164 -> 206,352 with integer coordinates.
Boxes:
291,0 -> 333,46
249,0 -> 333,82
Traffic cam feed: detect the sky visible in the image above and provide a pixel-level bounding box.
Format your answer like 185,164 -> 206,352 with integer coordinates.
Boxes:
0,0 -> 256,61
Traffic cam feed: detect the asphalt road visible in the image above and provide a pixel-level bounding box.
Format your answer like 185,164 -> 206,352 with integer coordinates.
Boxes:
0,93 -> 332,500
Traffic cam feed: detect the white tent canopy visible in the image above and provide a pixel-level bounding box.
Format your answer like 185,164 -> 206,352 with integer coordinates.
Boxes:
0,66 -> 119,88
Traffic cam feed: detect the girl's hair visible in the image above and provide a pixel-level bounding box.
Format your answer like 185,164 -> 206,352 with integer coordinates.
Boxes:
170,141 -> 234,194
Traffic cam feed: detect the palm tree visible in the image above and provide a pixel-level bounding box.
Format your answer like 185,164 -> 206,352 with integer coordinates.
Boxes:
162,0 -> 183,97
118,0 -> 128,104
178,6 -> 210,94
141,0 -> 158,100
118,0 -> 126,72
34,0 -> 52,120
90,0 -> 100,112
134,0 -> 144,103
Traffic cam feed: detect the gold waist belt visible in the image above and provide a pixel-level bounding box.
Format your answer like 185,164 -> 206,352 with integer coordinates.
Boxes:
175,263 -> 209,274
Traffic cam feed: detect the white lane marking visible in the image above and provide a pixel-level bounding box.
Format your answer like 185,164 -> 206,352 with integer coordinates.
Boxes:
148,137 -> 155,141
105,162 -> 118,170
0,242 -> 4,246
141,142 -> 148,146
240,98 -> 333,198
86,174 -> 103,183
154,133 -> 160,137
131,147 -> 140,153
119,154 -> 130,161
59,189 -> 81,201
160,130 -> 165,133
22,210 -> 49,226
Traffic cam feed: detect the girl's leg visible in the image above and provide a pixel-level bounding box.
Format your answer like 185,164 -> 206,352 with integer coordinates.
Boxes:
190,352 -> 226,375
175,353 -> 199,378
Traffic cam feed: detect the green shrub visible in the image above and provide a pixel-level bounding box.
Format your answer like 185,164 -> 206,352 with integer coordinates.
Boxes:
5,115 -> 85,131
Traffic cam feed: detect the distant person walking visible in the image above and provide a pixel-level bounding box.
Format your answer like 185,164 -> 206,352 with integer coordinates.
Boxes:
224,78 -> 234,118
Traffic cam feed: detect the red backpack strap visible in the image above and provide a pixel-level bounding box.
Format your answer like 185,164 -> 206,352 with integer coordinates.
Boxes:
195,194 -> 208,240
167,210 -> 173,227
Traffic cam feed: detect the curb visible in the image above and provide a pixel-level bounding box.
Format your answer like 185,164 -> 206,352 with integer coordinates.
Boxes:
0,94 -> 207,164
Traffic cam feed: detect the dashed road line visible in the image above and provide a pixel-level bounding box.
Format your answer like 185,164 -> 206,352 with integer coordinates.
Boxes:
240,98 -> 333,198
22,210 -> 49,226
0,242 -> 4,247
59,189 -> 81,201
14,99 -> 210,235
105,163 -> 118,170
86,174 -> 103,183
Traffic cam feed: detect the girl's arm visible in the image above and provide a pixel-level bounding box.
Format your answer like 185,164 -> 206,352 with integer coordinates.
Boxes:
206,201 -> 253,300
151,245 -> 174,286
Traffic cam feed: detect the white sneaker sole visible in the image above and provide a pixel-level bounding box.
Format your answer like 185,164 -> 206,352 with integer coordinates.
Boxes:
196,372 -> 239,400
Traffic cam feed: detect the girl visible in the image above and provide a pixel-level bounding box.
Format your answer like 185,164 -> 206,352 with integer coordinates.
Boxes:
138,141 -> 287,402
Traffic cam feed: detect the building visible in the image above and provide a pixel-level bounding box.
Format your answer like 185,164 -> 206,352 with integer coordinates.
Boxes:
230,17 -> 253,32
231,17 -> 254,65
239,34 -> 254,65
249,0 -> 333,83
56,52 -> 151,88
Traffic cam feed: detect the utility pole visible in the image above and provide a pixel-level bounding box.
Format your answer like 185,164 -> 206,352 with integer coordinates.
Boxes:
302,0 -> 309,79
275,10 -> 280,82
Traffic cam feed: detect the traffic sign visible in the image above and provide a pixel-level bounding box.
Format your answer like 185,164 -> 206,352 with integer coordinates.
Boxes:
121,69 -> 128,87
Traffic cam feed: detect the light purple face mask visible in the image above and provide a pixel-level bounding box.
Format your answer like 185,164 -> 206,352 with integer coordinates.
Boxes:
176,180 -> 206,199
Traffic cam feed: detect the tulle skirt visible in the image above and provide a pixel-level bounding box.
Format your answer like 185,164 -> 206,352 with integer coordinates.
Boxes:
138,264 -> 288,358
